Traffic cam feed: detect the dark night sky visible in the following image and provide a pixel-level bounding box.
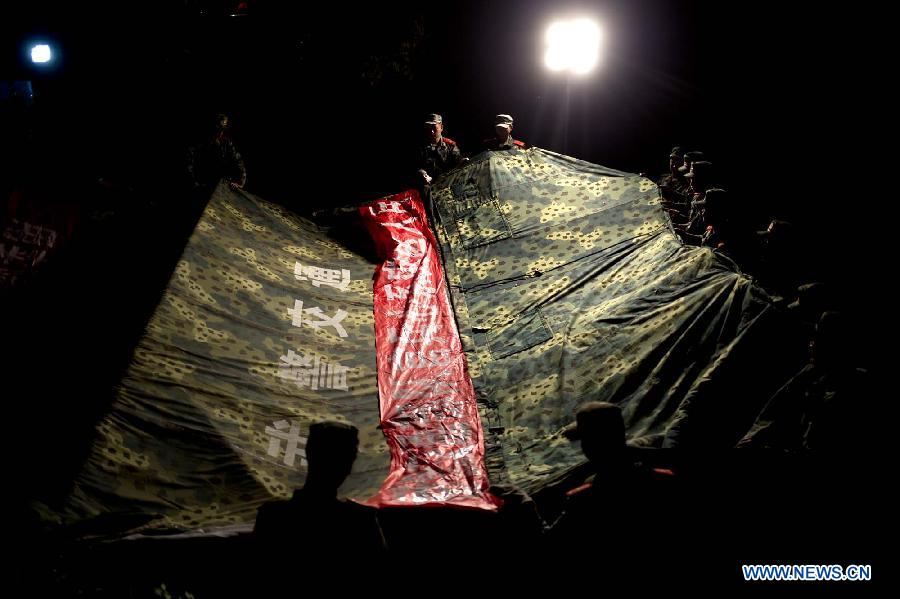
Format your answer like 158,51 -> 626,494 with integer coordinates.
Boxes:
2,0 -> 886,316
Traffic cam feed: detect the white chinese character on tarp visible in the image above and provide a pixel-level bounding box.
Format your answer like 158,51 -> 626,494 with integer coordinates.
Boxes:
278,349 -> 350,391
385,256 -> 432,283
369,200 -> 407,216
384,304 -> 439,319
394,238 -> 427,262
392,348 -> 455,371
21,223 -> 57,248
382,284 -> 410,301
381,217 -> 420,235
265,420 -> 307,467
288,299 -> 349,338
387,322 -> 444,346
294,262 -> 351,292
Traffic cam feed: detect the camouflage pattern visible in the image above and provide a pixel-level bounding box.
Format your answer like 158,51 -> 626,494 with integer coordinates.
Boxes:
427,147 -> 783,493
55,182 -> 389,536
44,147 -> 792,537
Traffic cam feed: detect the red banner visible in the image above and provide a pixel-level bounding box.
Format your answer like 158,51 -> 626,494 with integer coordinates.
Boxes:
361,191 -> 499,510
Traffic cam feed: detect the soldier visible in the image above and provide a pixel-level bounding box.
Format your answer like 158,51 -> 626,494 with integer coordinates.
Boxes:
484,114 -> 527,151
417,113 -> 464,185
186,113 -> 247,190
254,421 -> 386,582
674,160 -> 718,242
545,402 -> 679,575
659,146 -> 689,199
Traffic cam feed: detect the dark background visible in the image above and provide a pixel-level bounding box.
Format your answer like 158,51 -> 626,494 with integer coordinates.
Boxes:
2,0 -> 886,550
1,3 -> 889,590
3,1 -> 886,284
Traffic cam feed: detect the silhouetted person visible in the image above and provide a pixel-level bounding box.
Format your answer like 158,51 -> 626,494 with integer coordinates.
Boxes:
740,311 -> 872,452
544,402 -> 678,577
659,145 -> 690,210
755,218 -> 800,301
253,421 -> 385,585
186,113 -> 247,191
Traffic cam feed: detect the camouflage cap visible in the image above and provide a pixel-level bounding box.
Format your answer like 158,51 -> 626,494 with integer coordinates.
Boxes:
424,113 -> 443,124
670,146 -> 684,158
678,151 -> 705,173
495,114 -> 514,127
685,160 -> 713,179
562,401 -> 624,440
694,186 -> 726,208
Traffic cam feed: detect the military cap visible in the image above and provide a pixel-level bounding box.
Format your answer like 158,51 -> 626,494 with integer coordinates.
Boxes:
684,160 -> 713,179
562,401 -> 624,440
495,114 -> 514,127
693,187 -> 726,209
670,146 -> 684,158
678,151 -> 705,173
424,113 -> 443,124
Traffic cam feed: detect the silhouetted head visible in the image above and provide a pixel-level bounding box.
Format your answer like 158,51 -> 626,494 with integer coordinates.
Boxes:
678,150 -> 704,172
214,113 -> 230,140
669,146 -> 684,176
564,401 -> 625,464
305,421 -> 359,493
685,160 -> 713,194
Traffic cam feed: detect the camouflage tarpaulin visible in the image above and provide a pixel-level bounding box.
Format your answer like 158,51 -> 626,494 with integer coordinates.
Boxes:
57,183 -> 390,535
428,148 -> 780,493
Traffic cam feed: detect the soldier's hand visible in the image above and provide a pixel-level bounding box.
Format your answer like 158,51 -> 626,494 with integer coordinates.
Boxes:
423,173 -> 433,184
229,181 -> 244,190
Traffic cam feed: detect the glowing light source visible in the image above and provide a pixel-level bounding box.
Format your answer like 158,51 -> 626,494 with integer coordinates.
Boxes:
31,44 -> 52,64
544,19 -> 601,75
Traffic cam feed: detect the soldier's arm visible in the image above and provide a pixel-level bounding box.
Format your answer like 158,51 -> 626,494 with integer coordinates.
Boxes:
450,142 -> 462,167
234,146 -> 247,188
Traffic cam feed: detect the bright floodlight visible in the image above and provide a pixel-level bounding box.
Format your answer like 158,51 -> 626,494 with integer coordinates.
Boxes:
31,44 -> 52,64
544,19 -> 601,75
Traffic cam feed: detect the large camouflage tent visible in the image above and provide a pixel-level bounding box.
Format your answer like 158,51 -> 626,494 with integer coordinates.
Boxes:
44,147 -> 786,536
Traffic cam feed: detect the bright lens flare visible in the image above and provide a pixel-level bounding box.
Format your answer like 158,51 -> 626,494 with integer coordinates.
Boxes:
544,19 -> 601,74
31,44 -> 52,63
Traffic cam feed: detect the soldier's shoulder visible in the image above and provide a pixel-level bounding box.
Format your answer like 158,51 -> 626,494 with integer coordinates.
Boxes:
513,139 -> 529,148
254,499 -> 292,531
442,137 -> 457,146
565,482 -> 593,498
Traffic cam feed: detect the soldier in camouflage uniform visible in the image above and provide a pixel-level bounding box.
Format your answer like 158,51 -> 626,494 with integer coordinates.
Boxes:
417,113 -> 464,185
483,114 -> 527,151
659,146 -> 688,202
187,113 -> 247,190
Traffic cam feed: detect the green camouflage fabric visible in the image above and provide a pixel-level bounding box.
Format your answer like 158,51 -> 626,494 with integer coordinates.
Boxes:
428,148 -> 782,493
54,183 -> 389,537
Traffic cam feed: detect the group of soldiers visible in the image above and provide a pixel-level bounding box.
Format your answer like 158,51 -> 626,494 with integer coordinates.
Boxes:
185,111 -> 525,194
656,145 -> 802,301
415,112 -> 527,186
